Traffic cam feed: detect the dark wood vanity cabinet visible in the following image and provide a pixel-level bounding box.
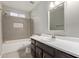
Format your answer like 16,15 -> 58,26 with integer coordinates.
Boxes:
54,49 -> 76,58
43,51 -> 53,58
31,48 -> 36,58
31,39 -> 36,45
31,38 -> 77,58
36,47 -> 43,58
31,39 -> 36,57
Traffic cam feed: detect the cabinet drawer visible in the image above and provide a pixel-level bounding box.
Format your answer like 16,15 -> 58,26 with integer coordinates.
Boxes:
31,39 -> 36,45
43,51 -> 53,58
36,41 -> 43,47
36,47 -> 43,58
54,49 -> 76,58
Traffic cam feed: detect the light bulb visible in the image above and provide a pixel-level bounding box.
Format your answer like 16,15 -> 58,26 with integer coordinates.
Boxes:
49,2 -> 55,10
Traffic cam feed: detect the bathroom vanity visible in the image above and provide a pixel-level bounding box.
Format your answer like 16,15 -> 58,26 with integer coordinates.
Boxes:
30,35 -> 79,58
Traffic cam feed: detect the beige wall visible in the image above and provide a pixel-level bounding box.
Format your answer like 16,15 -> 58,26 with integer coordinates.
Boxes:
2,14 -> 30,41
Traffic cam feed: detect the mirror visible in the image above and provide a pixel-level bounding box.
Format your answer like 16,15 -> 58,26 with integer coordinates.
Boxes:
48,1 -> 64,31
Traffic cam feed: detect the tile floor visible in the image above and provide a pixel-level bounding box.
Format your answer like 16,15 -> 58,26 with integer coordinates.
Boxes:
2,48 -> 32,58
2,51 -> 32,58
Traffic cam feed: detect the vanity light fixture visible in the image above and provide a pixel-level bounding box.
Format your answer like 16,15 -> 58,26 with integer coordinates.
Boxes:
49,2 -> 55,10
49,1 -> 64,10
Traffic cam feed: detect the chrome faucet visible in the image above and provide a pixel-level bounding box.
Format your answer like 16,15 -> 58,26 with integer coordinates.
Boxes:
52,33 -> 55,38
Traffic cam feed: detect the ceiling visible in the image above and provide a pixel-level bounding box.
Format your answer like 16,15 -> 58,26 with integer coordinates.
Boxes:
1,1 -> 39,12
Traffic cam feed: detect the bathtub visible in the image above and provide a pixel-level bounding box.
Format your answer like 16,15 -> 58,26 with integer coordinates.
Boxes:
2,38 -> 31,55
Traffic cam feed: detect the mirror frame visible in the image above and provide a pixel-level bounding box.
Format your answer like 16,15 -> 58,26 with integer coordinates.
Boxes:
48,2 -> 65,35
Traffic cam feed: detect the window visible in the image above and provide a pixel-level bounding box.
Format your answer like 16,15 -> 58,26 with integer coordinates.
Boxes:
10,12 -> 18,17
10,12 -> 26,18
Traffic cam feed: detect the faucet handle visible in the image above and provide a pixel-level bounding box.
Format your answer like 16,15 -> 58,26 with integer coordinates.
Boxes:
52,33 -> 55,38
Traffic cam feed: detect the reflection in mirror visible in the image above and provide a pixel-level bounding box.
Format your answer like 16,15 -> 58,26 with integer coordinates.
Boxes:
48,1 -> 64,30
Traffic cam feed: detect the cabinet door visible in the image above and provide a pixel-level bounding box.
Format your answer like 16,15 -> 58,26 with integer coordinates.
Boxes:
43,51 -> 53,58
31,44 -> 36,51
54,49 -> 76,58
31,44 -> 36,57
36,41 -> 54,56
31,48 -> 36,57
36,47 -> 43,58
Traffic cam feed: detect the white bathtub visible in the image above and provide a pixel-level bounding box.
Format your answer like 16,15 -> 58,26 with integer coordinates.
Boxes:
2,38 -> 31,54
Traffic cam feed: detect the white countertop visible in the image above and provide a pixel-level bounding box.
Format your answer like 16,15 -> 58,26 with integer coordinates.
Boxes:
31,35 -> 79,57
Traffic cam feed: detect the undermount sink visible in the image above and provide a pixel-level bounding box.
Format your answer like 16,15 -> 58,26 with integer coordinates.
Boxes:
39,34 -> 55,41
40,36 -> 51,39
32,34 -> 55,41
